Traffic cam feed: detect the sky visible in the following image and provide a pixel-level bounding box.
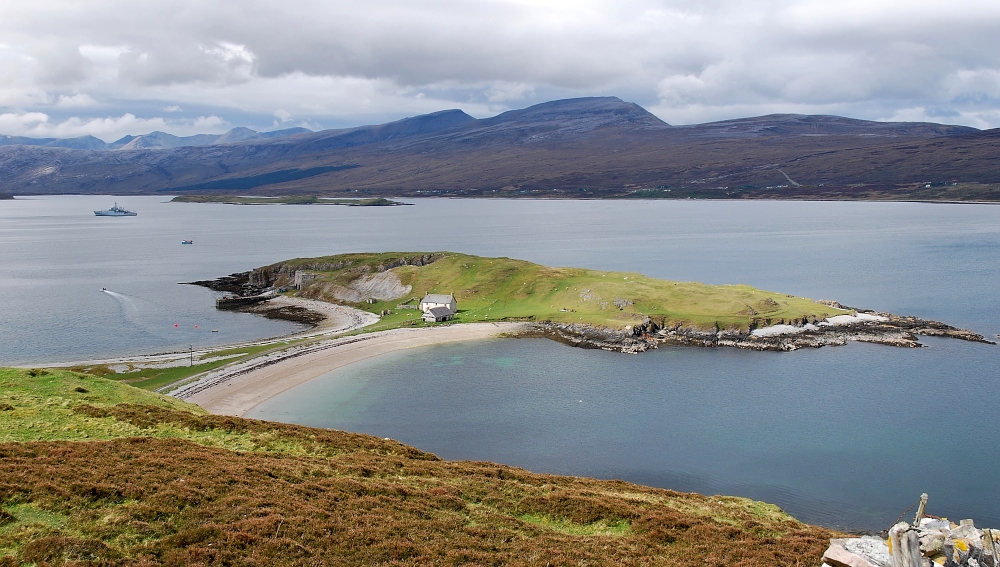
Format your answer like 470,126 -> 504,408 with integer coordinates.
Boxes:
2,0 -> 999,141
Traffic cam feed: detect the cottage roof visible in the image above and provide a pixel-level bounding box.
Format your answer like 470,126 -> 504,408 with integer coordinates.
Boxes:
427,305 -> 455,317
421,294 -> 455,304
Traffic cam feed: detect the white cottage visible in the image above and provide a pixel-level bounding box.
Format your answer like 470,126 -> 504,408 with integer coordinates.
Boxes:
419,293 -> 457,322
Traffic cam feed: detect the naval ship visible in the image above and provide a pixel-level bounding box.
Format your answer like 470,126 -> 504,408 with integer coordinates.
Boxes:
94,203 -> 137,216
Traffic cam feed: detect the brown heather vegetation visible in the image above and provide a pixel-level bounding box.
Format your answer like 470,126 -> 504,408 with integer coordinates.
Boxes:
0,371 -> 843,565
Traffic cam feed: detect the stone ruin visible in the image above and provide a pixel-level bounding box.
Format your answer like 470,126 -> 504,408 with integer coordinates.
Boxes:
821,495 -> 999,567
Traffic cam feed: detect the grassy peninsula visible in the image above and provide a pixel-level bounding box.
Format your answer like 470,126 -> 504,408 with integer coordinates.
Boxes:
0,367 -> 839,565
258,252 -> 848,332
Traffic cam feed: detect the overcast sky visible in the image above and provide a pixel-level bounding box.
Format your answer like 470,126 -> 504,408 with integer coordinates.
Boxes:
2,0 -> 999,141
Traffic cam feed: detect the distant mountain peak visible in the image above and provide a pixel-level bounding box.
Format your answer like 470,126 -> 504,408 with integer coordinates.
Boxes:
483,96 -> 669,131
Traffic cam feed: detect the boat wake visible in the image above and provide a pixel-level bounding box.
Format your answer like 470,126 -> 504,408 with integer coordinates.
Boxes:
100,289 -> 172,339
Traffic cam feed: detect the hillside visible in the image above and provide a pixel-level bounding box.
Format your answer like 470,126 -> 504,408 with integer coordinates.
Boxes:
228,252 -> 848,333
2,97 -> 999,201
0,368 -> 840,565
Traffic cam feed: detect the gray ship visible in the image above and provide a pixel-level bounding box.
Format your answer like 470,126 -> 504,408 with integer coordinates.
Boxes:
94,203 -> 137,216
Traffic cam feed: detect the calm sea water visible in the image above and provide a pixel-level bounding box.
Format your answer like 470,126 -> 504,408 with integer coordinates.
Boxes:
4,195 -> 1000,531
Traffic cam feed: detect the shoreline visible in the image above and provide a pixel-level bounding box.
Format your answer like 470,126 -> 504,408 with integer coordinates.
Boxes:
39,296 -> 379,371
28,293 -> 994,418
175,322 -> 527,416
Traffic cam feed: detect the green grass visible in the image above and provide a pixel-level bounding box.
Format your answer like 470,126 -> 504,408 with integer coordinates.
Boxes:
0,368 -> 357,456
273,252 -> 848,332
67,342 -> 298,391
0,368 -> 197,443
515,513 -> 631,536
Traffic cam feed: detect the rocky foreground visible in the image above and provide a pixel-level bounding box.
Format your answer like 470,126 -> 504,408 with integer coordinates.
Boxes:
820,506 -> 1000,567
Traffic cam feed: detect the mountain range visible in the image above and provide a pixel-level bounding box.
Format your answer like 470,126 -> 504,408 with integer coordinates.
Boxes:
2,97 -> 998,200
0,126 -> 311,151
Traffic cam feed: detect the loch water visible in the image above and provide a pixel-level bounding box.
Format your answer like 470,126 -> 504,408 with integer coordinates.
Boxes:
3,195 -> 999,531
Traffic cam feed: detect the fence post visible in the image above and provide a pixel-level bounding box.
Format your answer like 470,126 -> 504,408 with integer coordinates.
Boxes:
913,493 -> 928,527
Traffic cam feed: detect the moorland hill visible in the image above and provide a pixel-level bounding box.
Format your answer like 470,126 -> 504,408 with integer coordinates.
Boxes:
0,367 -> 840,565
3,97 -> 999,201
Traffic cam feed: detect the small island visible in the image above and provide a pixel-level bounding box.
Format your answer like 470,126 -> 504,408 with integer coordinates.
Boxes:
170,195 -> 407,206
190,252 -> 992,353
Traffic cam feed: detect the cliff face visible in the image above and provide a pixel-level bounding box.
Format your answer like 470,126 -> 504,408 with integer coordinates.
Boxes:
183,253 -> 447,308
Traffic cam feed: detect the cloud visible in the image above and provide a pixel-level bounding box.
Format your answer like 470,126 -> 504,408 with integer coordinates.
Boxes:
483,82 -> 535,104
0,0 -> 999,129
163,105 -> 182,112
0,111 -> 231,141
30,40 -> 91,86
192,115 -> 225,129
117,41 -> 254,86
274,108 -> 292,123
55,93 -> 98,108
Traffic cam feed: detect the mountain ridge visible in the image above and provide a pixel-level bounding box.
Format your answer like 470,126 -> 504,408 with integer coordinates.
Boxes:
0,126 -> 312,151
1,97 -> 998,200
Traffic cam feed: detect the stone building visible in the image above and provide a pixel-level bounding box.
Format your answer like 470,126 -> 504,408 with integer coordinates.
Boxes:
419,293 -> 457,322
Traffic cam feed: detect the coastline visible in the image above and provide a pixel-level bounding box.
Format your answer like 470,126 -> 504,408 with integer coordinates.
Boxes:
35,291 -> 993,418
41,296 -> 379,371
175,322 -> 527,416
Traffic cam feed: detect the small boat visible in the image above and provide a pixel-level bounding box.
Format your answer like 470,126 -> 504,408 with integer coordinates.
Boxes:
211,329 -> 219,332
94,203 -> 137,216
181,240 -> 193,245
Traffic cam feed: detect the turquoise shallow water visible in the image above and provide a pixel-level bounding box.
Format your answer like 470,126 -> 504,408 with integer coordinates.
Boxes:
248,336 -> 1000,532
4,195 -> 999,531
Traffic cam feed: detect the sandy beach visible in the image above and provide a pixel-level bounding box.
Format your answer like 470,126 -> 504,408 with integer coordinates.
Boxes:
178,322 -> 526,416
39,293 -> 524,417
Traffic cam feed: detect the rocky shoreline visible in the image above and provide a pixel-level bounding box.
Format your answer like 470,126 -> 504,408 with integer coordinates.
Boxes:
514,309 -> 994,354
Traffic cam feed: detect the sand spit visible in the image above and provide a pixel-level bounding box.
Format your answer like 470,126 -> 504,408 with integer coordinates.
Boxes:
176,322 -> 526,416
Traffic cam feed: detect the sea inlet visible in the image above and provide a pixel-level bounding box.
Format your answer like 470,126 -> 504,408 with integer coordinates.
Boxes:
3,195 -> 999,531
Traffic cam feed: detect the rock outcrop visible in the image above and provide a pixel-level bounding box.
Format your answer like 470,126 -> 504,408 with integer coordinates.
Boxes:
518,322 -> 658,354
515,307 -> 993,354
821,519 -> 1000,567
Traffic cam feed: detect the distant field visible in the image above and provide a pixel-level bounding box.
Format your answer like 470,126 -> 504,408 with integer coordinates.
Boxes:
620,182 -> 1000,202
266,252 -> 849,332
170,195 -> 404,206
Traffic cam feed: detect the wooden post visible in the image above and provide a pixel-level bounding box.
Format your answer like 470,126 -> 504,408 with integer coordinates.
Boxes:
888,523 -> 923,567
888,523 -> 910,567
913,493 -> 928,527
901,529 -> 922,567
985,529 -> 999,566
